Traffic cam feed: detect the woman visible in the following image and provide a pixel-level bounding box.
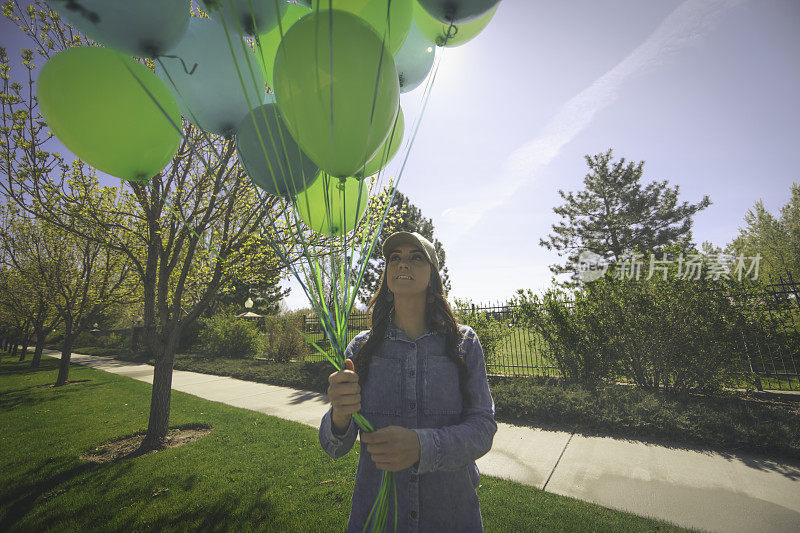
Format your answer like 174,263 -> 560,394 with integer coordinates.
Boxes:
319,231 -> 497,532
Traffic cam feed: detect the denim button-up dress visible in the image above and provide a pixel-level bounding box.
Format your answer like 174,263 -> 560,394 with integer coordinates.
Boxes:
319,323 -> 497,533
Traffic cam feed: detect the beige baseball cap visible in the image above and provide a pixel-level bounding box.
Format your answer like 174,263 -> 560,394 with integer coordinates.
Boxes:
382,231 -> 439,271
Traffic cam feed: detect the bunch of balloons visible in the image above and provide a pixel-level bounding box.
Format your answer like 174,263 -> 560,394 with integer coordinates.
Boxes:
36,2 -> 501,532
37,0 -> 501,238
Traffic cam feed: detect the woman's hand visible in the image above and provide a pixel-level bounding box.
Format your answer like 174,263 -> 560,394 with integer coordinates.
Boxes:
327,358 -> 360,432
361,426 -> 421,472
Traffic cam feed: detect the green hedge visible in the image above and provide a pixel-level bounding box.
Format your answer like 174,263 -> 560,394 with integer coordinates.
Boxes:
511,245 -> 787,393
199,314 -> 262,358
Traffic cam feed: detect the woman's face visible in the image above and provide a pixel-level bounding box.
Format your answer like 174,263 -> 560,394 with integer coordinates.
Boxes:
385,243 -> 431,298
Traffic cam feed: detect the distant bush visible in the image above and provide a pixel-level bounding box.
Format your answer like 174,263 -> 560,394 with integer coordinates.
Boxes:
199,313 -> 262,358
513,245 -> 765,393
263,310 -> 308,363
452,298 -> 511,366
179,319 -> 203,352
73,331 -> 98,349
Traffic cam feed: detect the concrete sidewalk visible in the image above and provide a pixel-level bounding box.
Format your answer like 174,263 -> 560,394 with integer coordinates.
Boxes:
48,350 -> 800,533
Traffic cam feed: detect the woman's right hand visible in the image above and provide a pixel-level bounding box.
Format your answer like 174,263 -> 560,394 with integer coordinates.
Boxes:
328,358 -> 361,431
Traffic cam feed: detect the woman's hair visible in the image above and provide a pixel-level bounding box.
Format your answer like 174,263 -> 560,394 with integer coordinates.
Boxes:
351,256 -> 472,406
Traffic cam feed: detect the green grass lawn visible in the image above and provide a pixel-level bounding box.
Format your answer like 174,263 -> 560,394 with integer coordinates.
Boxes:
0,357 -> 695,532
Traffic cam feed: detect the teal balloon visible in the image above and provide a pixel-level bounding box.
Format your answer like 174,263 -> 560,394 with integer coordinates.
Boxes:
155,18 -> 266,137
203,0 -> 287,36
394,21 -> 435,93
236,103 -> 318,197
416,0 -> 500,25
45,0 -> 189,57
273,10 -> 400,178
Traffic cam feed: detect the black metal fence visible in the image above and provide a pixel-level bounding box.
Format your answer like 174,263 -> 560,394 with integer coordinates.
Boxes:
301,276 -> 800,391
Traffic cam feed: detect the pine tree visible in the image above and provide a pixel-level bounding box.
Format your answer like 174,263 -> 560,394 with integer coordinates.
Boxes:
539,149 -> 711,287
726,182 -> 800,284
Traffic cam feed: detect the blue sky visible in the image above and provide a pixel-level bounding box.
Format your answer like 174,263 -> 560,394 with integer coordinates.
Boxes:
2,0 -> 799,311
377,0 -> 800,310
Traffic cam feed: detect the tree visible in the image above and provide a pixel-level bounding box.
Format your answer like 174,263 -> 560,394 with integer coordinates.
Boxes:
0,2 -> 393,450
352,190 -> 451,306
726,182 -> 800,285
0,204 -> 135,385
206,228 -> 292,318
0,268 -> 33,364
0,257 -> 61,368
539,149 -> 711,287
0,5 -> 295,446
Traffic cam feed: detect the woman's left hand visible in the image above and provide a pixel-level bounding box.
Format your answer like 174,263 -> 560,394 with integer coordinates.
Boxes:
361,426 -> 421,472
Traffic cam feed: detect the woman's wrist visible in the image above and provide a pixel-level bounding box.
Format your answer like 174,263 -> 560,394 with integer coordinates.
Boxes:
331,410 -> 351,434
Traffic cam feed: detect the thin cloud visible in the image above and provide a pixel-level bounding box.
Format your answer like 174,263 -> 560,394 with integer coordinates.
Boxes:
440,0 -> 748,240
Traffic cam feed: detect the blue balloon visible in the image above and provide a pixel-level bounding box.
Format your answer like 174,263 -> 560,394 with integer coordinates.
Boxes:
416,0 -> 501,25
394,21 -> 435,93
236,103 -> 318,197
45,0 -> 189,57
203,0 -> 288,36
155,18 -> 266,137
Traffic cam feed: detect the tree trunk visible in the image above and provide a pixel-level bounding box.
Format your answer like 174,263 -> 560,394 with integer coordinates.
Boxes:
55,319 -> 74,387
31,335 -> 47,369
10,339 -> 18,359
138,330 -> 180,451
18,337 -> 30,362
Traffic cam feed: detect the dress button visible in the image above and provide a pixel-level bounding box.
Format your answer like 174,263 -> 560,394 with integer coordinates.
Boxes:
410,369 -> 415,376
410,402 -> 416,409
410,511 -> 417,519
410,474 -> 417,482
411,343 -> 416,348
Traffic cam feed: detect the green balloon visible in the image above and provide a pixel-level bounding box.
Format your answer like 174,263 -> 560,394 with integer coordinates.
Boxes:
311,0 -> 413,55
413,2 -> 497,47
273,10 -> 400,178
37,46 -> 181,183
294,172 -> 368,236
255,2 -> 310,90
357,106 -> 404,178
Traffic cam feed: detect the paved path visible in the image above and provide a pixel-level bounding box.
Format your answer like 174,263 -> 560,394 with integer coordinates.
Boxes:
47,350 -> 800,533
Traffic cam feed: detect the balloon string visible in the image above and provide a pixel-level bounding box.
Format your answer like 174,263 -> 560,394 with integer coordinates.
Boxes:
348,48 -> 445,316
445,22 -> 458,41
216,8 -> 300,198
159,55 -> 198,76
119,4 -> 444,362
123,48 -> 336,345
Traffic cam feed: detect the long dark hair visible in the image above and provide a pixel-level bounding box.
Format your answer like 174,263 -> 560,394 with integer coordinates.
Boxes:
351,258 -> 472,406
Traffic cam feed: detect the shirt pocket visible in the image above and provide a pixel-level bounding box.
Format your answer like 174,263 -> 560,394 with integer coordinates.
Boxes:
361,355 -> 402,416
423,355 -> 463,415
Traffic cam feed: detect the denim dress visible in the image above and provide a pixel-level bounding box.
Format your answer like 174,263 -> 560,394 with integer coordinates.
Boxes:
318,323 -> 497,533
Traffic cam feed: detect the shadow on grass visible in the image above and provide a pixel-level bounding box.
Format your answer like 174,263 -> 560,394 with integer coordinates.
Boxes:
0,460 -> 99,531
0,358 -> 61,376
0,381 -> 104,412
4,463 -> 280,532
153,488 -> 279,532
